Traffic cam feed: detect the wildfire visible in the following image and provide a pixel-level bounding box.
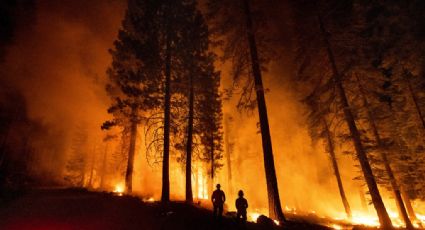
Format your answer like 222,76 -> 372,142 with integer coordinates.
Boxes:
248,212 -> 261,222
350,213 -> 379,227
330,224 -> 342,230
330,210 -> 425,229
113,183 -> 125,196
285,205 -> 297,214
413,213 -> 425,228
143,197 -> 155,203
244,203 -> 425,229
416,213 -> 425,222
247,209 -> 280,226
195,166 -> 208,200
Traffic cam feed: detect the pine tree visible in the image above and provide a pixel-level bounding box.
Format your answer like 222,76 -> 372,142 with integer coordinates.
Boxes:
99,134 -> 116,190
207,0 -> 285,221
317,10 -> 393,228
353,74 -> 412,228
156,0 -> 200,203
292,0 -> 394,227
64,125 -> 88,187
304,91 -> 352,219
103,0 -> 162,193
165,2 -> 223,202
177,6 -> 222,202
223,115 -> 234,196
197,57 -> 224,197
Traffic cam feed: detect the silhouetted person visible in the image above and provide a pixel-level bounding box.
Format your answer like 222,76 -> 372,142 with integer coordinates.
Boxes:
236,190 -> 248,223
211,184 -> 225,218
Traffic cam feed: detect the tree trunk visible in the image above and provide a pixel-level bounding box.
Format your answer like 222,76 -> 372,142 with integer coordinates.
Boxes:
317,13 -> 393,229
242,0 -> 285,222
405,74 -> 425,132
401,187 -> 418,221
224,115 -> 233,197
125,105 -> 138,193
88,145 -> 96,188
210,135 -> 215,195
100,144 -> 108,190
356,75 -> 413,229
161,30 -> 171,203
323,118 -> 352,219
185,73 -> 194,203
194,165 -> 198,199
80,164 -> 86,187
359,188 -> 369,212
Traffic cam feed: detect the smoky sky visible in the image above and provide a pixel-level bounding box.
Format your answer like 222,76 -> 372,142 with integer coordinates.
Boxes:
0,0 -> 400,217
2,0 -> 125,123
0,0 -> 126,177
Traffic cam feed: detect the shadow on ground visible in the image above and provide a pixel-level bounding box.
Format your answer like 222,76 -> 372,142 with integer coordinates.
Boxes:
0,188 -> 335,230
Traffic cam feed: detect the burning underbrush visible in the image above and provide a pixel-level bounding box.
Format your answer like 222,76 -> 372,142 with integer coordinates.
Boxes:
280,207 -> 425,229
12,180 -> 416,230
103,169 -> 425,230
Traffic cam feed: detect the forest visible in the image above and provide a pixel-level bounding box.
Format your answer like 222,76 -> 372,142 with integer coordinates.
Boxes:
0,0 -> 425,229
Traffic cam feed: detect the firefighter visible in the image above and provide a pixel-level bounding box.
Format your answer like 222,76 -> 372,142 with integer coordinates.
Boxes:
235,190 -> 248,222
211,184 -> 226,218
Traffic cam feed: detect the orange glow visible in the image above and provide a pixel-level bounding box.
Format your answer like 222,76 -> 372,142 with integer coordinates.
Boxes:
328,209 -> 425,228
113,183 -> 125,196
143,197 -> 155,203
195,166 -> 208,200
3,1 -> 424,230
350,212 -> 380,227
248,211 -> 261,222
330,224 -> 342,230
246,209 -> 280,225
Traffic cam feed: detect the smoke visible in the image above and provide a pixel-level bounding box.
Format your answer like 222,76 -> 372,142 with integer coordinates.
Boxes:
0,0 -> 126,182
0,0 -> 413,221
216,0 -> 412,219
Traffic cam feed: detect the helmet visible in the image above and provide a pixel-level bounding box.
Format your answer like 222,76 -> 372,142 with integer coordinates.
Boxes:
238,190 -> 244,197
216,184 -> 221,189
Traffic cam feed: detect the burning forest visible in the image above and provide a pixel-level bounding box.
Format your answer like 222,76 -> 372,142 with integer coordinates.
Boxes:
1,0 -> 425,229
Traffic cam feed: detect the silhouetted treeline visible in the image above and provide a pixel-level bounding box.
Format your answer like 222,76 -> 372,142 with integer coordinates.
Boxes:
0,1 -> 65,193
102,0 -> 224,203
292,0 -> 425,228
0,84 -> 66,191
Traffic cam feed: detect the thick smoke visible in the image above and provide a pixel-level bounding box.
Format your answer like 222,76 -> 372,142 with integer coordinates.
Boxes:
0,0 -> 410,221
0,0 -> 126,183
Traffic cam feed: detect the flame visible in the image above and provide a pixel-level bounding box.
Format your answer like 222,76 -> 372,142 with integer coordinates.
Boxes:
248,212 -> 261,222
113,183 -> 125,196
330,224 -> 342,230
413,213 -> 425,228
247,209 -> 280,226
350,213 -> 380,227
193,164 -> 208,200
417,213 -> 425,222
196,167 -> 208,200
143,197 -> 155,203
285,205 -> 297,214
331,209 -> 425,228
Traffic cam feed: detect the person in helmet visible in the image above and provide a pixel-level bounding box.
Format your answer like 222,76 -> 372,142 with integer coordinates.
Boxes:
211,184 -> 226,218
236,190 -> 248,222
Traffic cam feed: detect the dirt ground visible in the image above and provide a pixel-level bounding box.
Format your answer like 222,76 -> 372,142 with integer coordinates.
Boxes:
0,188 -> 339,230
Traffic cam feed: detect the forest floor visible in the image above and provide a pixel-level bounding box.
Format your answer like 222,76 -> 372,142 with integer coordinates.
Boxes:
0,188 -> 396,230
